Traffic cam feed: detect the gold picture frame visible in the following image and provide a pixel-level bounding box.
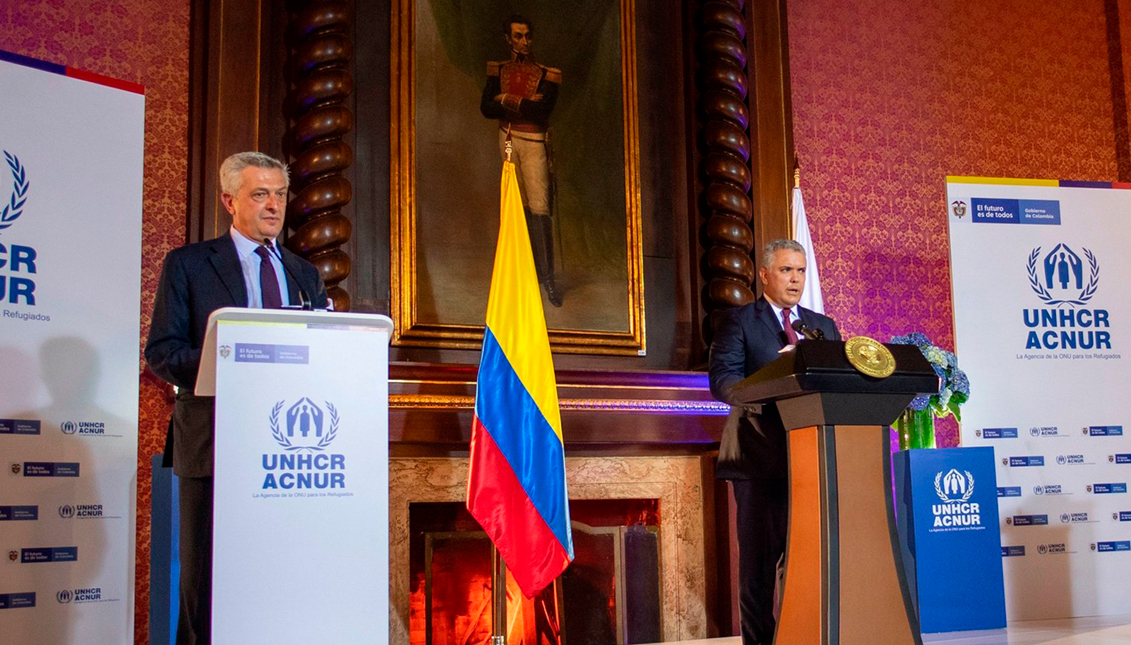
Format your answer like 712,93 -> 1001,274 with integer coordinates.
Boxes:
390,0 -> 645,355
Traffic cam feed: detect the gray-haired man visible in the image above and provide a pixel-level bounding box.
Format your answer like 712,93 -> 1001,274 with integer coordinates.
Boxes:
146,152 -> 329,644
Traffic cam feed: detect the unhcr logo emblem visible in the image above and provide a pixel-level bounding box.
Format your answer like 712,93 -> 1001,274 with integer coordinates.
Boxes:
269,398 -> 339,452
1027,243 -> 1099,307
58,505 -> 75,519
931,469 -> 981,530
935,469 -> 974,502
56,590 -> 72,604
262,398 -> 347,492
61,422 -> 76,435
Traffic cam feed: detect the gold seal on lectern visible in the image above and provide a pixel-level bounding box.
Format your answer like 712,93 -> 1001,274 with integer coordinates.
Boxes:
844,336 -> 896,378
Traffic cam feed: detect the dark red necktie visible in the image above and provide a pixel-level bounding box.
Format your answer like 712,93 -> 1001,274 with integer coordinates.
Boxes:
782,307 -> 799,345
254,245 -> 283,309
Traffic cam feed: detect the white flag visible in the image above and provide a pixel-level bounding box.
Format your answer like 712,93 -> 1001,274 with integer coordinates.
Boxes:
791,185 -> 824,314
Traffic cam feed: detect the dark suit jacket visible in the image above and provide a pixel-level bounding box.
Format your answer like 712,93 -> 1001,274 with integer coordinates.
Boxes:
708,297 -> 840,480
144,233 -> 329,478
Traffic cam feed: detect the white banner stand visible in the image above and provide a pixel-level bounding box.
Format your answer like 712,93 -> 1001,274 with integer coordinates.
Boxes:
197,307 -> 393,643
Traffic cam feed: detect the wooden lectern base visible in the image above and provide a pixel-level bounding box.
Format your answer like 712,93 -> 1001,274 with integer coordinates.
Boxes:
776,425 -> 921,645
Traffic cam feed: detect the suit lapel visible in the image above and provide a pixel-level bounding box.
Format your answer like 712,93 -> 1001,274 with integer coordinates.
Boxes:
208,234 -> 248,306
754,298 -> 787,349
797,306 -> 815,330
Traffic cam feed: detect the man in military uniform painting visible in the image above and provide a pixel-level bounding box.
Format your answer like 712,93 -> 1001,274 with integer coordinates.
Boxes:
481,15 -> 563,306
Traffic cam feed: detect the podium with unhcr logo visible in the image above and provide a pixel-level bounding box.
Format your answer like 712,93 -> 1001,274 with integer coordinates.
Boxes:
196,307 -> 393,643
729,339 -> 938,645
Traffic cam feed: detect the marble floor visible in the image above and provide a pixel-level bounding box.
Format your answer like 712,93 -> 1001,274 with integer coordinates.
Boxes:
655,614 -> 1131,644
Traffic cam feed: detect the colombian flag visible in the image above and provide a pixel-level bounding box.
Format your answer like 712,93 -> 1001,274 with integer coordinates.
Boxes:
466,158 -> 574,597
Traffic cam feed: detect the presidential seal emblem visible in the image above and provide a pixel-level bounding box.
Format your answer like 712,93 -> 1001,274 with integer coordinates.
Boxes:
844,336 -> 895,378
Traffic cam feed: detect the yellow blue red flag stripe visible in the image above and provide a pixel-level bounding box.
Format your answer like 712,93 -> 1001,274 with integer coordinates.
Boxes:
467,158 -> 573,597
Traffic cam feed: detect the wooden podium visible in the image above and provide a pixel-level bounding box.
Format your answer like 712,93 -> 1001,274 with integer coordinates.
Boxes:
730,340 -> 938,645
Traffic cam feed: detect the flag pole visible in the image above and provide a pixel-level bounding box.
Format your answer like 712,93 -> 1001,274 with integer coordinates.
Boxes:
491,546 -> 508,645
491,137 -> 512,645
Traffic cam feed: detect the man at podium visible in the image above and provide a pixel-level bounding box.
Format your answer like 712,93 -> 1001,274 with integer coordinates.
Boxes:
708,239 -> 840,645
145,151 -> 329,645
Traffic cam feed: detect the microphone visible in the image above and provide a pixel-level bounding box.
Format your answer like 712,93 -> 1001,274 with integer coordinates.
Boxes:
792,319 -> 825,340
267,239 -> 313,310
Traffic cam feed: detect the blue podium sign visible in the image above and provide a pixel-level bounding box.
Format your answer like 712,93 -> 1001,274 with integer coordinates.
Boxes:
894,447 -> 1007,634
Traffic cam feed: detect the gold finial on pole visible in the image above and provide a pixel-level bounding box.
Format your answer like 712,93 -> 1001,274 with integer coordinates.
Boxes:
793,164 -> 801,189
504,126 -> 514,162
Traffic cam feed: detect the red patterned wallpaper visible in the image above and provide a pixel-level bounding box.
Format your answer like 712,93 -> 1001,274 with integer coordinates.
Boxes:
788,0 -> 1120,447
0,2 -> 189,642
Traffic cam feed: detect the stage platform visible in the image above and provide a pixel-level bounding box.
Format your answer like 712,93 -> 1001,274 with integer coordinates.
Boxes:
656,614 -> 1131,645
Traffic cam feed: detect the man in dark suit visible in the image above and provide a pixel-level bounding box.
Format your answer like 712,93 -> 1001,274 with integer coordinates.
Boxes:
708,239 -> 840,645
145,151 -> 329,645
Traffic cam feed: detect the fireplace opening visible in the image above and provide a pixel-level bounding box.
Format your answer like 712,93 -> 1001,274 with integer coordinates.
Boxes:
409,499 -> 661,644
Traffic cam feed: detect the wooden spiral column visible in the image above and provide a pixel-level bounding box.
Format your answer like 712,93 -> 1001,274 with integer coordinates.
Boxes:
286,0 -> 354,311
695,0 -> 755,324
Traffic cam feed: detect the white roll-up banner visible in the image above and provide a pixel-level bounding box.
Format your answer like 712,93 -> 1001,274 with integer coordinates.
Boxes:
0,50 -> 144,643
948,176 -> 1131,620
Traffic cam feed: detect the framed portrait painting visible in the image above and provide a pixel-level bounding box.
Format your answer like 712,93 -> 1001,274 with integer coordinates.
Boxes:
390,0 -> 645,355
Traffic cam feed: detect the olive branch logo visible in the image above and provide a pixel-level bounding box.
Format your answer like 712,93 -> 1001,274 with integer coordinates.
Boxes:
1027,246 -> 1099,307
934,470 -> 975,503
269,399 -> 339,452
0,151 -> 29,234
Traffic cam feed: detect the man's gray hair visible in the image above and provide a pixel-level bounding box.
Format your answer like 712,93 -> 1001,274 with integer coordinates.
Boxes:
219,152 -> 289,195
759,239 -> 805,268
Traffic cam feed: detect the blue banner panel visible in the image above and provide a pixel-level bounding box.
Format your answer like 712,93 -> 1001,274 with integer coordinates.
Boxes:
21,462 -> 80,477
0,506 -> 38,521
1088,426 -> 1124,436
895,447 -> 1007,633
972,198 -> 1020,224
1018,200 -> 1061,225
0,593 -> 36,609
0,419 -> 41,434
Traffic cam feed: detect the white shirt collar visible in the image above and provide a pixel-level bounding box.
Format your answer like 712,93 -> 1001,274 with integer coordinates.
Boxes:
765,298 -> 800,331
230,226 -> 277,258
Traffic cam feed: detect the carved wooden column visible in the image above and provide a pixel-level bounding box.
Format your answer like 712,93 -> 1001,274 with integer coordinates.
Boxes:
695,0 -> 756,324
286,0 -> 355,311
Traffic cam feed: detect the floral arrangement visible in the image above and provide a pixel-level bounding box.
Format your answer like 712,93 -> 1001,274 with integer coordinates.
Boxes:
889,332 -> 970,420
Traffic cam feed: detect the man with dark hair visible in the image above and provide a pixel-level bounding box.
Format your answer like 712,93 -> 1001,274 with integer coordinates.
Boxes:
146,152 -> 329,644
481,14 -> 563,306
708,239 -> 840,645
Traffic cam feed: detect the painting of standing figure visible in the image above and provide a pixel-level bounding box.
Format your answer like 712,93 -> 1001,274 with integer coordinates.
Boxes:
391,0 -> 644,355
